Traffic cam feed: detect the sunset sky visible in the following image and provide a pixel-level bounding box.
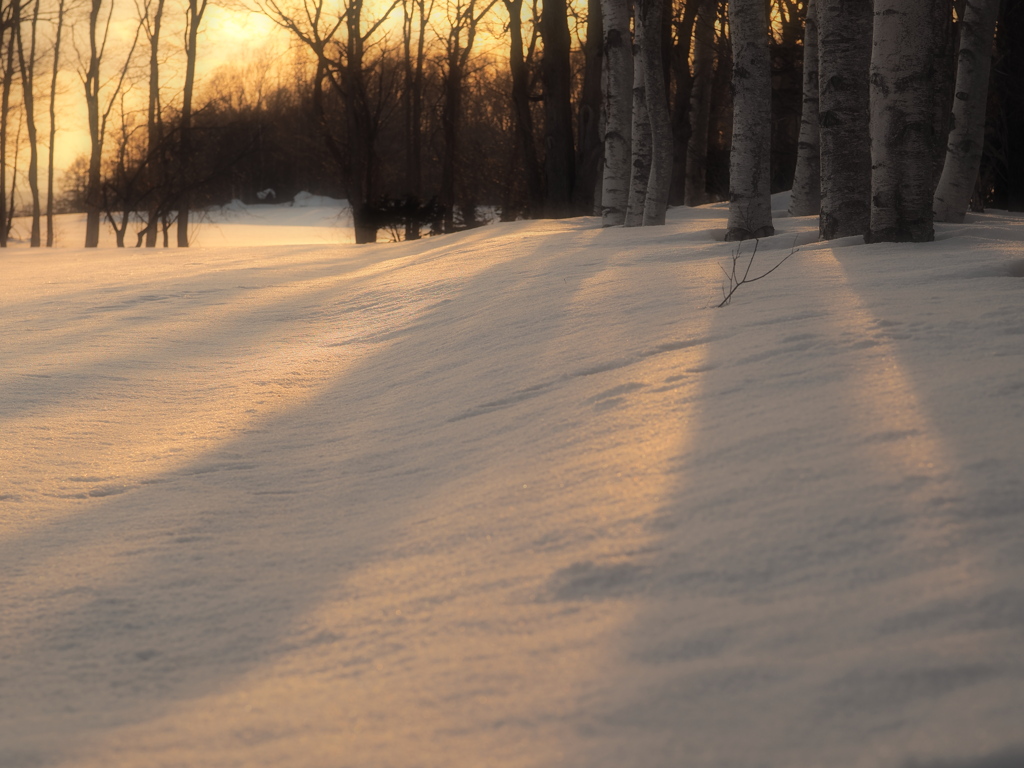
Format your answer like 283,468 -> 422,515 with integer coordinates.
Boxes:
52,3 -> 291,183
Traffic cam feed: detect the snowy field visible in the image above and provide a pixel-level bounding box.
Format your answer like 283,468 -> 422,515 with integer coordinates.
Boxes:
10,192 -> 356,249
2,197 -> 1023,768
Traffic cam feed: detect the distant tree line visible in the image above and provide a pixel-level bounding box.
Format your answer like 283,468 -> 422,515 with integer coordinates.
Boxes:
0,0 -> 1021,247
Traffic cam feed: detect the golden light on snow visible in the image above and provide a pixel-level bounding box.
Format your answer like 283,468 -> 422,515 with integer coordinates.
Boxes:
1,222 -> 718,765
5,203 -> 1024,767
815,248 -> 955,497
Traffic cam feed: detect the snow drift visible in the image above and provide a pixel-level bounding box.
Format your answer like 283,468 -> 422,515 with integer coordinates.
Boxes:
1,201 -> 1023,768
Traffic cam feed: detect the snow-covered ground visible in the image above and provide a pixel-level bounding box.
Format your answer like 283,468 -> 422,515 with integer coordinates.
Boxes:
8,193 -> 354,249
2,198 -> 1023,768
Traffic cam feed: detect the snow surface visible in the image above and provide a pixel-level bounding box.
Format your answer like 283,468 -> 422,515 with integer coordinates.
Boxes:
2,199 -> 1024,768
9,194 -> 354,249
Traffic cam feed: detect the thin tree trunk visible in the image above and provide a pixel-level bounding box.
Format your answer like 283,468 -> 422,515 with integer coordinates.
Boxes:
626,20 -> 651,227
16,0 -> 41,246
600,0 -> 632,226
46,0 -> 65,247
505,0 -> 543,218
0,14 -> 12,247
684,0 -> 715,206
933,0 -> 999,222
176,0 -> 206,247
402,0 -> 430,237
638,0 -> 671,224
869,0 -> 937,243
816,0 -> 871,239
441,50 -> 461,233
439,0 -> 496,233
6,111 -> 21,239
145,0 -> 165,247
84,0 -> 103,248
725,0 -> 774,241
788,0 -> 819,216
668,0 -> 700,205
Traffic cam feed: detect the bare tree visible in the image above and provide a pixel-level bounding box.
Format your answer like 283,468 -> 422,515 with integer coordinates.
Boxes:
45,0 -> 66,246
502,0 -> 542,218
138,0 -> 165,246
684,0 -> 715,207
816,0 -> 871,239
103,93 -> 146,247
175,0 -> 207,247
636,0 -> 670,224
933,0 -> 999,222
439,0 -> 498,232
599,0 -> 631,225
15,0 -> 40,245
0,0 -> 17,246
667,0 -> 700,205
787,0 -> 818,216
868,0 -> 937,243
572,0 -> 602,215
725,0 -> 773,241
259,0 -> 402,243
401,0 -> 434,237
79,0 -> 141,247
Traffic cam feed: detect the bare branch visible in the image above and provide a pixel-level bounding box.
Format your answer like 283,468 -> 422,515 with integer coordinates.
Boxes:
717,238 -> 800,308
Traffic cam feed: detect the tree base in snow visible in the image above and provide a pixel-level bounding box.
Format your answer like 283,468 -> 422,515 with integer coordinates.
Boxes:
866,224 -> 935,244
725,224 -> 775,242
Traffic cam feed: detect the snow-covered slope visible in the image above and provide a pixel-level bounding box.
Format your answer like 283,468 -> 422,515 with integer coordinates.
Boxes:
2,203 -> 1023,768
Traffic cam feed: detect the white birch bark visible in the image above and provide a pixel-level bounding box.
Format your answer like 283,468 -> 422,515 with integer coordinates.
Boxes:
933,0 -> 999,223
788,0 -> 820,217
626,22 -> 651,227
639,0 -> 671,225
726,0 -> 774,241
600,0 -> 633,226
684,0 -> 715,207
869,0 -> 937,243
816,0 -> 871,239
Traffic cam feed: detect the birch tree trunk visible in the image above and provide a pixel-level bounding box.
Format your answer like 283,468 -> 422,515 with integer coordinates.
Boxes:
626,21 -> 651,227
933,0 -> 999,223
725,0 -> 774,241
816,0 -> 871,239
684,0 -> 715,207
638,0 -> 671,225
788,0 -> 819,216
869,0 -> 937,243
600,0 -> 632,226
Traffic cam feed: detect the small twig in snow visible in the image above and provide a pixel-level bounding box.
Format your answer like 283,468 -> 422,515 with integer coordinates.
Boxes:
717,238 -> 799,307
